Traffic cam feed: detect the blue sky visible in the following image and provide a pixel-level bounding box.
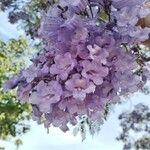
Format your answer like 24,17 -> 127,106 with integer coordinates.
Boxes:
0,12 -> 24,41
0,11 -> 150,150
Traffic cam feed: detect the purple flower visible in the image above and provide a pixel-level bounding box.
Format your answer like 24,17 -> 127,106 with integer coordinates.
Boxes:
87,44 -> 102,59
113,7 -> 139,27
114,51 -> 138,72
32,105 -> 42,123
81,60 -> 109,85
59,0 -> 88,12
3,75 -> 21,91
112,0 -> 145,9
29,81 -> 62,113
50,52 -> 76,80
65,74 -> 96,101
112,0 -> 150,43
87,44 -> 109,64
22,65 -> 39,82
17,84 -> 32,103
4,0 -> 150,132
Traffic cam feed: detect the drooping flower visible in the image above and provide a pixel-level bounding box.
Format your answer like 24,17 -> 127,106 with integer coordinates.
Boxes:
29,80 -> 62,113
3,0 -> 150,132
65,74 -> 96,100
81,60 -> 109,85
50,52 -> 76,80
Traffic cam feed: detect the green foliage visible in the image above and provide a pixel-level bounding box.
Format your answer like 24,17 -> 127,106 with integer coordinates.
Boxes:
72,104 -> 111,141
135,136 -> 150,150
0,37 -> 31,140
21,0 -> 48,38
73,117 -> 103,141
1,0 -> 55,38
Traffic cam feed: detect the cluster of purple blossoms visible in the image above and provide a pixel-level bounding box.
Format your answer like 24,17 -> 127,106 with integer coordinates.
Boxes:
112,0 -> 150,43
3,0 -> 150,132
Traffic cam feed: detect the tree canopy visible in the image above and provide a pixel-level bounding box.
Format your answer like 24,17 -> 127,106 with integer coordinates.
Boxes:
0,37 -> 31,148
